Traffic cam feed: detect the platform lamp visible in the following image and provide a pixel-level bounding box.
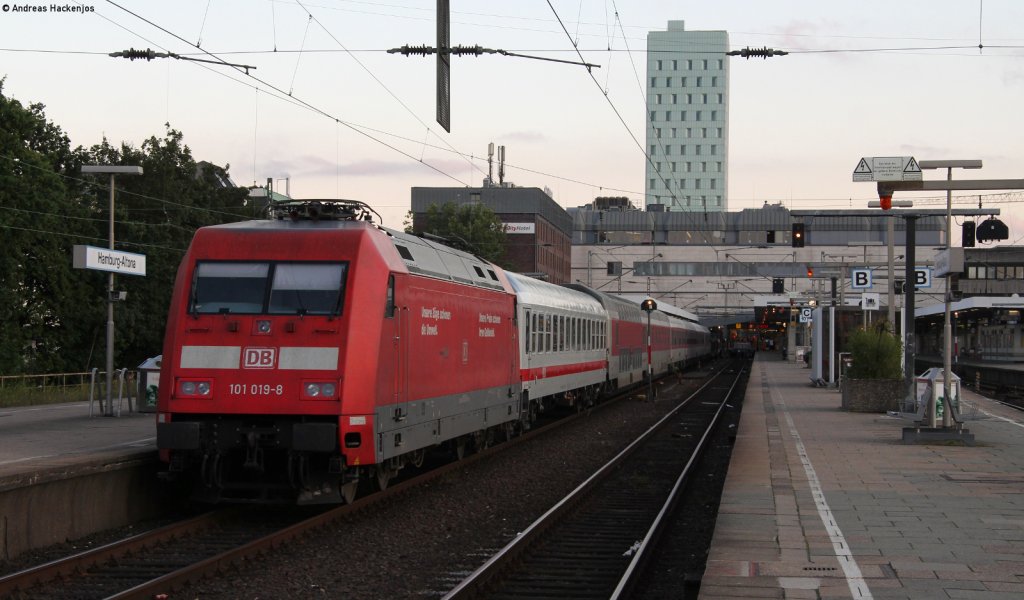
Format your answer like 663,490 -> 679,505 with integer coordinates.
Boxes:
641,298 -> 657,402
82,165 -> 143,416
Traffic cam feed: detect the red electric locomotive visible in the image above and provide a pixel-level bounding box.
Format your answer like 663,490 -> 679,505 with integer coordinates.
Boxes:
156,200 -> 523,503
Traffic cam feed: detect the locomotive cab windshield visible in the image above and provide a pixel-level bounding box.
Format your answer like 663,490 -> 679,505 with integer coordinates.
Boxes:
189,260 -> 348,316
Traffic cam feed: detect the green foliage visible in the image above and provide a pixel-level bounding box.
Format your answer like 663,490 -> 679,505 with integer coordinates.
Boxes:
846,321 -> 903,380
0,79 -> 98,374
0,81 -> 248,375
405,202 -> 507,264
79,130 -> 249,369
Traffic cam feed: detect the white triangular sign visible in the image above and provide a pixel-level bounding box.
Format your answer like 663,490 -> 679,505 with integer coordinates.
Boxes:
854,158 -> 872,174
904,157 -> 921,173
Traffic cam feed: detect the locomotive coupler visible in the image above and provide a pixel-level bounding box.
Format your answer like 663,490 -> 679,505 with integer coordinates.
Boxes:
243,431 -> 265,472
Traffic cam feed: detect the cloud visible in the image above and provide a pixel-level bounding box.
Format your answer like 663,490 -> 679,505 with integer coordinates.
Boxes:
898,143 -> 951,157
496,131 -> 547,143
1003,69 -> 1024,86
258,155 -> 468,179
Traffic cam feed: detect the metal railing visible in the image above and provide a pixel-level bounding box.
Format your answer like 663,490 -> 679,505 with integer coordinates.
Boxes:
0,370 -> 136,416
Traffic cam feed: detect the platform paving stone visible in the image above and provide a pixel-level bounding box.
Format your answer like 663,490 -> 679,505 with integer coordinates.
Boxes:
699,354 -> 1024,599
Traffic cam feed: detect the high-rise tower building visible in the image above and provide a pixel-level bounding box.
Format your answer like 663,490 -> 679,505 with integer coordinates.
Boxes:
645,21 -> 729,212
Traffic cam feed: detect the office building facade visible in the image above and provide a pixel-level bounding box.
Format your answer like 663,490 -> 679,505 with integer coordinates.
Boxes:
645,21 -> 730,212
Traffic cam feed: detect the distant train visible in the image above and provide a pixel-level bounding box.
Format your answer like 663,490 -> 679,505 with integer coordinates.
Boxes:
156,200 -> 712,504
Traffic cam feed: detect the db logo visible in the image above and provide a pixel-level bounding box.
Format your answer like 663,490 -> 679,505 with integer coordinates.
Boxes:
243,347 -> 276,369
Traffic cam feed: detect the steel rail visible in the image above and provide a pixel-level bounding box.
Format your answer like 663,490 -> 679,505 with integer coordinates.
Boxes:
610,364 -> 745,599
443,360 -> 740,599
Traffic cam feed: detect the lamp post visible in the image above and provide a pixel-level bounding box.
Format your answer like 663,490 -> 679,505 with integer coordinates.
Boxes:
919,160 -> 982,428
82,165 -> 143,416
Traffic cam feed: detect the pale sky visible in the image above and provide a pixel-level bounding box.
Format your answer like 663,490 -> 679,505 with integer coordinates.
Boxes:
2,1 -> 1022,237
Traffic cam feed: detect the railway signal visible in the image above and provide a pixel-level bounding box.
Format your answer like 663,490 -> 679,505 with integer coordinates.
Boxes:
791,223 -> 805,247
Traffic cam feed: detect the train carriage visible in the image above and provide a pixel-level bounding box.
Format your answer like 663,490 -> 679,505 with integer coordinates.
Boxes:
506,272 -> 608,416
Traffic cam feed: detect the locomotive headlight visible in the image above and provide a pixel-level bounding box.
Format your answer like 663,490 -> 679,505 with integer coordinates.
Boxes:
302,381 -> 337,399
179,380 -> 213,397
256,320 -> 272,333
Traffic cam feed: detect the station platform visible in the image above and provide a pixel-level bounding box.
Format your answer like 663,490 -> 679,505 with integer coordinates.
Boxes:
0,401 -> 156,482
700,353 -> 1024,599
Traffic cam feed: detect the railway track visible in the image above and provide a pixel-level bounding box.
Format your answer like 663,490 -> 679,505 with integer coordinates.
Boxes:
443,358 -> 748,600
1,364 -> 724,599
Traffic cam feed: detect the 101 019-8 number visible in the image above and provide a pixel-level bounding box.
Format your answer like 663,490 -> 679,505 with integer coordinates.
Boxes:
228,383 -> 284,396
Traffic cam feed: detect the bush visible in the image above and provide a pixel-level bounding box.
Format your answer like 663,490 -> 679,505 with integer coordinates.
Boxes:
846,321 -> 902,380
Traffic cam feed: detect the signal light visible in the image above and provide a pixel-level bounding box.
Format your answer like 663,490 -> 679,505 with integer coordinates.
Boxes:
791,223 -> 805,247
641,298 -> 658,312
806,267 -> 814,278
962,221 -> 976,248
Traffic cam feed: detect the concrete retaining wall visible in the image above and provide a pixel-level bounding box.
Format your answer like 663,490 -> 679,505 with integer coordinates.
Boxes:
0,452 -> 178,560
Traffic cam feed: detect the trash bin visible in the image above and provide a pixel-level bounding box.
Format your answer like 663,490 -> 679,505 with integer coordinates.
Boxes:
914,367 -> 961,418
137,355 -> 162,413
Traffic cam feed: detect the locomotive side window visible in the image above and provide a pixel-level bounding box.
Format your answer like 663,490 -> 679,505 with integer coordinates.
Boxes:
384,275 -> 396,318
192,262 -> 270,314
269,263 -> 347,315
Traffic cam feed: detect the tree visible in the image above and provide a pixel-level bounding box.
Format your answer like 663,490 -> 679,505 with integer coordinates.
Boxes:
0,81 -> 248,374
0,79 -> 100,374
406,202 -> 507,264
77,128 -> 249,370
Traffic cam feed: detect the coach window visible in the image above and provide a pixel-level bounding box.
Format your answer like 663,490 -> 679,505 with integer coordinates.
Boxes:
525,310 -> 532,353
545,315 -> 552,352
553,316 -> 560,352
